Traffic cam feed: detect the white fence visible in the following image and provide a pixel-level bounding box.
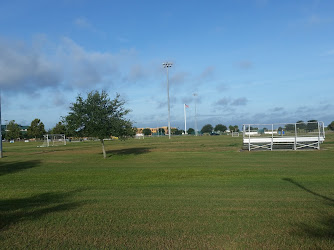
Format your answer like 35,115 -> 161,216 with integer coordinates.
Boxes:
242,122 -> 325,151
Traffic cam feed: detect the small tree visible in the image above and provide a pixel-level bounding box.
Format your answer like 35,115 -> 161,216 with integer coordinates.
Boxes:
172,128 -> 183,135
158,128 -> 165,135
6,120 -> 20,140
27,118 -> 46,139
296,120 -> 306,130
51,122 -> 67,134
65,90 -> 134,158
187,128 -> 195,135
214,124 -> 227,133
328,121 -> 334,131
201,124 -> 213,134
285,124 -> 295,131
306,119 -> 318,132
142,128 -> 152,136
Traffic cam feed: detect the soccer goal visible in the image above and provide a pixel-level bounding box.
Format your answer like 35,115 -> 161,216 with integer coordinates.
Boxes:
232,132 -> 240,137
39,134 -> 66,147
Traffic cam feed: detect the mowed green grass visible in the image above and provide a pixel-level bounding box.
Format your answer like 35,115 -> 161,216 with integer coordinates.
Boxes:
1,133 -> 334,249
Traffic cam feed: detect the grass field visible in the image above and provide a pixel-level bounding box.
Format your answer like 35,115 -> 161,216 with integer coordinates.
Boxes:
1,133 -> 334,249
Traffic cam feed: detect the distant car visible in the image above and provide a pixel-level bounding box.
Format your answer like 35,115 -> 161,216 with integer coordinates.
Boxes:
210,132 -> 220,136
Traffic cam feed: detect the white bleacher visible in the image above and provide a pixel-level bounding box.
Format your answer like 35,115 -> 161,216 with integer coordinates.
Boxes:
242,122 -> 325,151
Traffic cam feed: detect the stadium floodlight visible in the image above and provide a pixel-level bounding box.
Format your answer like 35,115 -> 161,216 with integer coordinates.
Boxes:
193,93 -> 198,136
163,62 -> 173,139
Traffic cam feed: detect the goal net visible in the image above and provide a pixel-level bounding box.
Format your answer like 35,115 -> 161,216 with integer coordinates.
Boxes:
39,134 -> 66,147
232,132 -> 240,137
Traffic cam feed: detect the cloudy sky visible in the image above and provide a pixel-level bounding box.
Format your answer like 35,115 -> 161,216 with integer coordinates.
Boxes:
0,0 -> 333,130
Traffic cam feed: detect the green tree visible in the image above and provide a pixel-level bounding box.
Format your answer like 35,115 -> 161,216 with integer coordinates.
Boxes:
158,128 -> 165,135
328,121 -> 334,131
6,120 -> 20,140
64,90 -> 134,158
201,124 -> 213,134
27,118 -> 46,139
306,119 -> 318,131
52,122 -> 67,134
233,125 -> 239,132
142,128 -> 152,136
171,128 -> 183,135
214,124 -> 227,133
228,125 -> 235,132
187,128 -> 195,135
296,120 -> 306,130
285,124 -> 295,131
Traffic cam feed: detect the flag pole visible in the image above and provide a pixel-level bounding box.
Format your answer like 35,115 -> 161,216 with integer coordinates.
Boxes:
184,104 -> 187,135
0,89 -> 3,158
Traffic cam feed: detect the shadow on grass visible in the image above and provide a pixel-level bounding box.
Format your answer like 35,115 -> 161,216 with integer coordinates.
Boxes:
296,216 -> 334,239
283,178 -> 334,239
106,147 -> 150,157
283,178 -> 334,203
0,160 -> 41,176
0,190 -> 85,231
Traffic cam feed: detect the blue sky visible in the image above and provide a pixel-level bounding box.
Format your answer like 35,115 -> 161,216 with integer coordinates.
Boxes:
0,0 -> 333,130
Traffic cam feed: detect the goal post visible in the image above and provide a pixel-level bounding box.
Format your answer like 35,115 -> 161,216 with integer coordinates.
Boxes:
232,132 -> 240,137
39,134 -> 66,147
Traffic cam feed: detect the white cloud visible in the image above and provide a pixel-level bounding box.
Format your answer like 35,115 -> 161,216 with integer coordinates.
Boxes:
271,107 -> 284,112
308,14 -> 333,25
198,66 -> 215,81
215,83 -> 229,92
0,36 -> 143,94
170,71 -> 189,86
74,17 -> 93,29
216,97 -> 230,106
231,97 -> 248,106
73,17 -> 103,35
324,49 -> 334,55
0,38 -> 61,93
215,97 -> 248,107
116,36 -> 129,43
123,64 -> 146,83
58,37 -> 120,88
237,60 -> 253,70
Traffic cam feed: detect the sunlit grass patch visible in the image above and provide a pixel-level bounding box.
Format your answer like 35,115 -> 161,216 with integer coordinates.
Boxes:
1,133 -> 334,248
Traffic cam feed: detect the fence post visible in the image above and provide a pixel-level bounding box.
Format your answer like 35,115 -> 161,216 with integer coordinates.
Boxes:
294,123 -> 297,150
248,125 -> 251,151
318,122 -> 321,150
271,124 -> 273,151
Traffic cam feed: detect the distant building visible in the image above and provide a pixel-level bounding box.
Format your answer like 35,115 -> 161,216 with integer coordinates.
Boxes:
1,124 -> 29,136
136,126 -> 176,135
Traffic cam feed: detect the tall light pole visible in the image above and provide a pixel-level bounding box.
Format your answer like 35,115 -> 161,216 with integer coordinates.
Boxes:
163,62 -> 172,139
193,93 -> 198,136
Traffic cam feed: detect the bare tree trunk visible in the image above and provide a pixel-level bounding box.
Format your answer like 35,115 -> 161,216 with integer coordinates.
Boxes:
101,139 -> 106,159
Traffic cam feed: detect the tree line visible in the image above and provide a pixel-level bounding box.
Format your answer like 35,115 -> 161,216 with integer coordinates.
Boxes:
2,91 -> 135,158
2,90 -> 334,158
200,124 -> 239,134
141,124 -> 239,136
249,120 -> 327,132
2,119 -> 65,141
